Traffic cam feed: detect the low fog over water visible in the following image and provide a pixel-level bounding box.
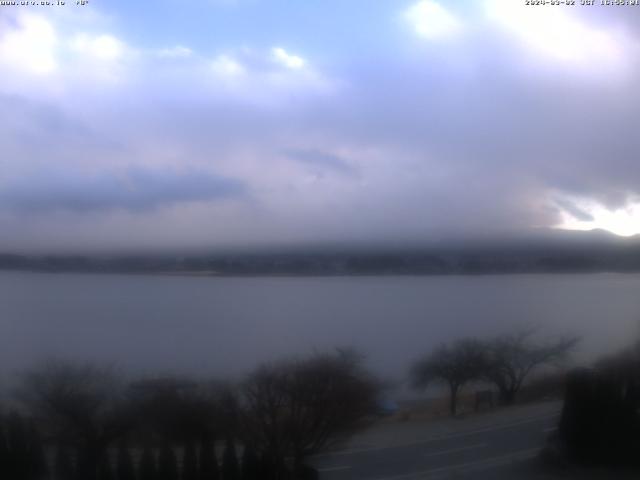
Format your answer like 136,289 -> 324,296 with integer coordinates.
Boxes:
2,271 -> 639,384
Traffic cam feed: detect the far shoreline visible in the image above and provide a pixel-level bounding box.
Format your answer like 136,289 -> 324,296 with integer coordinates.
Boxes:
3,268 -> 640,279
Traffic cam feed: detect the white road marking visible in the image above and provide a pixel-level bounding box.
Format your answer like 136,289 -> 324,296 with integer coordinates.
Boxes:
543,426 -> 557,433
374,447 -> 540,480
317,465 -> 351,472
316,412 -> 559,458
423,442 -> 487,458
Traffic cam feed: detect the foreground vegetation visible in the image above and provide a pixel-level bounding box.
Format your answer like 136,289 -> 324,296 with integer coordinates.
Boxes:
3,329 -> 639,478
0,349 -> 380,480
554,341 -> 640,468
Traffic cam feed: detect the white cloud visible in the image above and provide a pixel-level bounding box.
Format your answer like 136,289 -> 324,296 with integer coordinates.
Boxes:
404,0 -> 462,39
0,7 -> 330,104
271,47 -> 305,69
70,33 -> 127,61
0,14 -> 58,74
210,54 -> 246,76
485,0 -> 624,68
157,45 -> 193,58
205,48 -> 334,101
0,12 -> 136,96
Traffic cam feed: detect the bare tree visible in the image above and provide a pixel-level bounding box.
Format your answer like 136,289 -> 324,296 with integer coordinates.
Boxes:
128,376 -> 224,443
483,329 -> 579,405
18,360 -> 135,480
240,349 -> 379,476
411,339 -> 486,416
1,411 -> 49,480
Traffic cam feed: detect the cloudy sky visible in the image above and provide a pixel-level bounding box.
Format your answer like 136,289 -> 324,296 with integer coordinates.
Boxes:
1,0 -> 640,252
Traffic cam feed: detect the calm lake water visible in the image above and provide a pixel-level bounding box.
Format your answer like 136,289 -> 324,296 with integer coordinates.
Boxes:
1,271 -> 639,385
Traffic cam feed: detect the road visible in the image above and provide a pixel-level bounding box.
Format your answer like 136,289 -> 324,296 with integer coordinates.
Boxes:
311,401 -> 561,480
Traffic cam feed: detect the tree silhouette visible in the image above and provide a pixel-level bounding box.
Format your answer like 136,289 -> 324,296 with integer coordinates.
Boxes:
0,420 -> 9,479
138,446 -> 156,480
26,421 -> 48,480
97,454 -> 114,480
559,343 -> 640,465
54,445 -> 75,480
158,443 -> 179,480
198,438 -> 219,480
240,349 -> 378,474
484,330 -> 578,405
411,339 -> 486,416
240,445 -> 261,480
7,412 -> 30,479
182,441 -> 198,480
0,412 -> 49,480
128,377 -> 225,446
19,361 -> 136,480
222,439 -> 240,480
116,442 -> 136,480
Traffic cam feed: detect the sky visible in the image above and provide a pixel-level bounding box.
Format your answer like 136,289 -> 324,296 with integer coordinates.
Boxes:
2,0 -> 640,252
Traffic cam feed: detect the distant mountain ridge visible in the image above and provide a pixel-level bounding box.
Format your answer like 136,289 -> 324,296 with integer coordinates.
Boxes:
2,229 -> 640,276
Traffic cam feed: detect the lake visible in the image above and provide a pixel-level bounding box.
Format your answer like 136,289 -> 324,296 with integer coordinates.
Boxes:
1,271 -> 639,386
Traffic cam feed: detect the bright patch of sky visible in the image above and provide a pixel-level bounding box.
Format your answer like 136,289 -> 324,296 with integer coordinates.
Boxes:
271,47 -> 305,69
404,0 -> 462,39
0,14 -> 58,74
558,197 -> 640,237
485,0 -> 627,69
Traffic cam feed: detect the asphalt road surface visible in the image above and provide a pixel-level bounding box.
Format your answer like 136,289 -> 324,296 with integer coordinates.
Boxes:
311,401 -> 562,480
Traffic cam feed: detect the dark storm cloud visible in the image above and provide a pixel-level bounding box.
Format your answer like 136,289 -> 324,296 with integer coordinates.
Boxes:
0,167 -> 246,214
